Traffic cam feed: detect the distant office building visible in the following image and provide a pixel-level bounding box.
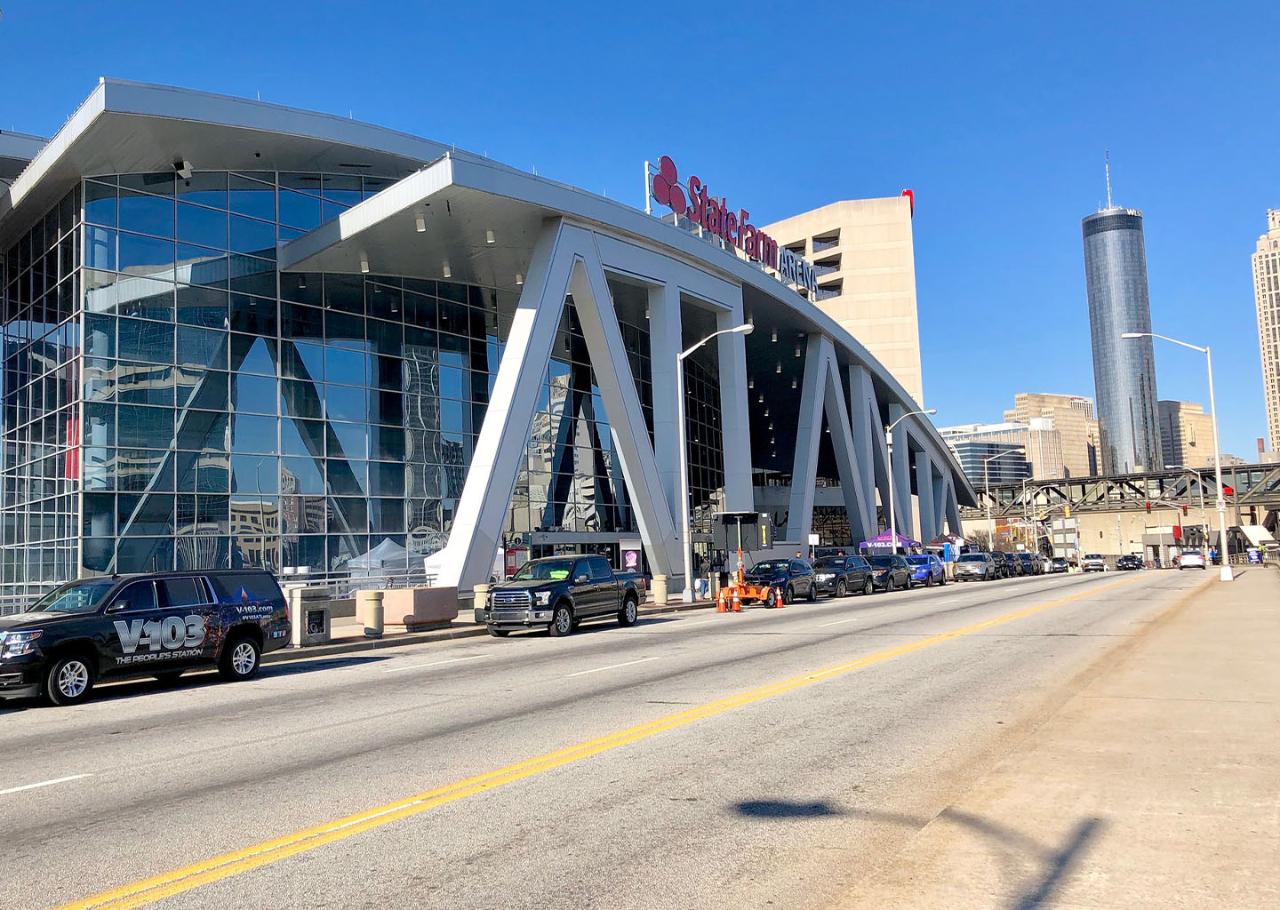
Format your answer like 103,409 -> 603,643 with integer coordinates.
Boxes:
946,439 -> 1031,487
1003,393 -> 1099,477
1158,400 -> 1216,469
764,195 -> 924,405
939,423 -> 1038,485
1252,209 -> 1280,449
1082,183 -> 1161,474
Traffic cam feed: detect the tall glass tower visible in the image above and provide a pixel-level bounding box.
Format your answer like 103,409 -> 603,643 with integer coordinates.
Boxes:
1082,198 -> 1161,475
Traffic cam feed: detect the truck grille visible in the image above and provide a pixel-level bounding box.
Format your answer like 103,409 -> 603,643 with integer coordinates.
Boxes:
491,590 -> 532,607
491,609 -> 529,623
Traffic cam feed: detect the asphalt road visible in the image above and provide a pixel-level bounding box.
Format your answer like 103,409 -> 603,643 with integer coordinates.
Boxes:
0,569 -> 1205,910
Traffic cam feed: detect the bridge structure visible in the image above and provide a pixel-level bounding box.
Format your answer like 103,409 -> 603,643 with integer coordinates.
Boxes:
961,462 -> 1280,529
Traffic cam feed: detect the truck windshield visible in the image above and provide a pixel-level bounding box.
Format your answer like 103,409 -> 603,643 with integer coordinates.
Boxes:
512,560 -> 575,581
28,579 -> 117,615
747,560 -> 788,575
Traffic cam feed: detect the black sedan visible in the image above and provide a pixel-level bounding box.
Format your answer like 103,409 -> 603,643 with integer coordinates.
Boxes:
1116,554 -> 1143,571
867,555 -> 913,592
743,558 -> 817,604
811,555 -> 875,597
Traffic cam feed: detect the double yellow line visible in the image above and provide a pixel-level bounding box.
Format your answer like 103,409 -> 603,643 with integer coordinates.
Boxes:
59,574 -> 1142,910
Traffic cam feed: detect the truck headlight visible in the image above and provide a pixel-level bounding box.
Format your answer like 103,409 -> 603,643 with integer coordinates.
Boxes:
1,630 -> 42,658
535,591 -> 552,606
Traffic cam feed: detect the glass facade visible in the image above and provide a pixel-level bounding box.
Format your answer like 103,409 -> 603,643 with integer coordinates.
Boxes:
0,170 -> 725,599
1082,209 -> 1161,474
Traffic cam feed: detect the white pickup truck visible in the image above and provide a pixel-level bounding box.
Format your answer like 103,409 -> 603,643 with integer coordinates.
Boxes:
1081,554 -> 1107,573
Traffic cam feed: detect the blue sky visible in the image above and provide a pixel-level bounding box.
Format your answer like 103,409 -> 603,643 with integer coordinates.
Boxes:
2,1 -> 1278,457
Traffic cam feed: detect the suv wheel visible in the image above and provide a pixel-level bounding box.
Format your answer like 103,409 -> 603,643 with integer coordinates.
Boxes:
45,654 -> 94,706
835,579 -> 847,598
863,577 -> 874,596
549,603 -> 574,637
218,635 -> 261,682
783,585 -> 794,605
925,574 -> 933,588
885,577 -> 895,593
618,596 -> 639,627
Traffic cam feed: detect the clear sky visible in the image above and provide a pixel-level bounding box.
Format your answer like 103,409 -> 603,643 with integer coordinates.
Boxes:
2,1 -> 1278,458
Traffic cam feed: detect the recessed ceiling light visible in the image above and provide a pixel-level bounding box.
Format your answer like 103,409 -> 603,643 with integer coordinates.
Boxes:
442,260 -> 452,279
415,213 -> 426,233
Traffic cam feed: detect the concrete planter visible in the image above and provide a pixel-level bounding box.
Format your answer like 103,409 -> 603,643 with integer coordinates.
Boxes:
379,587 -> 459,631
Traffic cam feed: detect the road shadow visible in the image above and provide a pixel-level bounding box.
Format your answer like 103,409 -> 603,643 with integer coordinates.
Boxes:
729,799 -> 1106,907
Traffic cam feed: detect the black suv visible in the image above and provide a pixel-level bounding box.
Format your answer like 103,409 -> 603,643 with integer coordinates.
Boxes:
743,559 -> 817,604
811,555 -> 875,597
0,570 -> 290,706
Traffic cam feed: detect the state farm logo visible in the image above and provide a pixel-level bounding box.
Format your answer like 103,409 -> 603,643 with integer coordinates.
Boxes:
651,156 -> 687,217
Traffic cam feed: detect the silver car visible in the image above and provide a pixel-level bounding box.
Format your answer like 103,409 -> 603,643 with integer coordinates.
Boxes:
1081,554 -> 1107,573
954,553 -> 996,581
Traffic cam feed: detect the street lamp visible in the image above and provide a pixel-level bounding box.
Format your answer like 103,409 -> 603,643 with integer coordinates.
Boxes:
1166,463 -> 1207,532
884,408 -> 936,555
678,322 -> 754,602
1123,332 -> 1233,581
983,448 -> 1025,552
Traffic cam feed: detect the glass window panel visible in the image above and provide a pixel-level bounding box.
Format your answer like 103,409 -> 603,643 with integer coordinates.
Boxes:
367,283 -> 402,322
119,232 -> 175,279
280,455 -> 324,495
368,316 -> 401,353
232,454 -> 278,495
83,360 -> 116,403
228,174 -> 275,221
119,189 -> 175,239
325,459 -> 367,496
321,201 -> 347,223
84,315 -> 116,357
281,417 -> 325,457
118,405 -> 174,449
323,274 -> 364,315
176,284 -> 229,328
194,495 -> 230,534
179,370 -> 229,412
174,449 -> 229,493
126,493 -> 176,537
278,173 -> 323,194
177,171 -> 227,209
231,373 -> 277,415
281,340 -> 324,381
405,291 -> 436,330
177,202 -> 228,249
177,326 -> 228,370
229,215 -> 275,255
438,365 -> 464,399
116,537 -> 175,574
372,390 -> 403,426
370,425 -> 405,461
84,403 -> 116,447
177,244 -> 230,288
117,318 -> 174,364
324,383 -> 367,423
328,499 -> 368,536
230,333 -> 276,376
280,273 -> 322,307
280,378 -> 323,419
278,189 -> 321,230
116,449 -> 173,492
84,181 -> 117,228
83,493 -> 115,537
370,462 -> 405,497
324,346 -> 369,388
120,173 -> 175,197
329,422 -> 367,460
117,363 -> 175,407
230,293 -> 277,335
370,499 -> 405,534
229,257 -> 276,296
82,537 -> 113,572
281,302 -> 323,340
175,534 -> 230,569
321,174 -> 362,203
85,226 -> 117,271
230,414 -> 277,455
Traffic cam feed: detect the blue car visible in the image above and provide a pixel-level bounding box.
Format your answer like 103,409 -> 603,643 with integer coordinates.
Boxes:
905,554 -> 946,588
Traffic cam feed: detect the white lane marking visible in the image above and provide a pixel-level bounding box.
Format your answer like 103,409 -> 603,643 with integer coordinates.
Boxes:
675,618 -> 722,628
818,615 -> 865,627
383,655 -> 488,674
564,656 -> 659,679
0,773 -> 92,796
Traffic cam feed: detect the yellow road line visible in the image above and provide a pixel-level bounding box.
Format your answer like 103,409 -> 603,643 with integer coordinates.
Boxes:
58,574 -> 1145,910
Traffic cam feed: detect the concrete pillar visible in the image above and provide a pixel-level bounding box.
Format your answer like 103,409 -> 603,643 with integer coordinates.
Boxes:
888,404 -> 915,539
651,574 -> 668,605
358,590 -> 384,639
472,583 -> 491,624
716,297 -> 754,512
916,450 -> 936,542
648,282 -> 683,522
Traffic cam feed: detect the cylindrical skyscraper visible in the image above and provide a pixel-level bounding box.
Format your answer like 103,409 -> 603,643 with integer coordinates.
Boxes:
1082,206 -> 1161,474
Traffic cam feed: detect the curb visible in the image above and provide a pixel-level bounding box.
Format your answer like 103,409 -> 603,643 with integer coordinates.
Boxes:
262,599 -> 720,666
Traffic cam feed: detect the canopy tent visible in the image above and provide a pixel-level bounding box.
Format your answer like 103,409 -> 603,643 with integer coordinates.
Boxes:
348,537 -> 412,576
860,530 -> 921,551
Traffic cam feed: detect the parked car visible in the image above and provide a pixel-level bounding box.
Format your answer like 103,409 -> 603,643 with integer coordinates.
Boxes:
0,569 -> 290,707
483,555 -> 643,637
812,555 -> 875,597
1015,552 -> 1040,576
1178,549 -> 1207,570
955,553 -> 997,581
1049,557 -> 1069,574
905,554 -> 946,587
1116,554 -> 1144,571
868,555 -> 913,592
1081,554 -> 1107,573
1002,552 -> 1024,577
988,551 -> 1012,578
742,558 -> 816,604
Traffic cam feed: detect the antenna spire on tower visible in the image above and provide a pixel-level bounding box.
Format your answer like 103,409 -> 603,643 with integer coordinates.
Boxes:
1105,149 -> 1114,209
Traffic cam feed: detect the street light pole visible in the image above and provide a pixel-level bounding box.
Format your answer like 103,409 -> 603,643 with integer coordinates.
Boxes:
884,408 -> 937,555
982,448 -> 1024,552
1123,332 -> 1233,581
678,322 -> 754,602
1167,464 -> 1207,543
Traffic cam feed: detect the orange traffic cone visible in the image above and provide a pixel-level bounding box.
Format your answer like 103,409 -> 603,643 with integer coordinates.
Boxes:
716,589 -> 728,613
774,587 -> 785,609
732,589 -> 743,613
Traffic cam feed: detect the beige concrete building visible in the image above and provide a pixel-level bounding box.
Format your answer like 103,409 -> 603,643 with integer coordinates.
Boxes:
764,195 -> 923,405
1253,209 -> 1280,449
1158,400 -> 1216,469
937,421 -> 1064,482
1003,393 -> 1099,478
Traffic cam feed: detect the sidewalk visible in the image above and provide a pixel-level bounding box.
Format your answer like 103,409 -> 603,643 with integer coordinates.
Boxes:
262,594 -> 718,665
837,569 -> 1280,909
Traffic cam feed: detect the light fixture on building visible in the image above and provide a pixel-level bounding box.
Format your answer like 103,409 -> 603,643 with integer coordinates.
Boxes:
775,362 -> 781,374
794,344 -> 801,358
442,260 -> 452,279
415,212 -> 426,233
485,229 -> 495,245
748,378 -> 754,389
771,328 -> 778,342
770,436 -> 775,445
792,377 -> 798,389
764,408 -> 770,417
298,275 -> 307,290
515,272 -> 524,286
359,254 -> 369,274
768,422 -> 773,430
757,393 -> 764,403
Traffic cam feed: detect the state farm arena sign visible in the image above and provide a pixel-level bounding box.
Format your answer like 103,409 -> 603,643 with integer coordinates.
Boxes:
647,155 -> 818,296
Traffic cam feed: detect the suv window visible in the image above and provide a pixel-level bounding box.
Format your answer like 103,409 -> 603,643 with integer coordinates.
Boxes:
847,556 -> 869,570
587,557 -> 613,581
209,573 -> 284,606
160,577 -> 210,608
789,560 -> 807,573
112,581 -> 157,612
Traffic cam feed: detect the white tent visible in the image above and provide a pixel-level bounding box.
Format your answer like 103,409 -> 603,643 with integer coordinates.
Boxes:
348,538 -> 412,578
